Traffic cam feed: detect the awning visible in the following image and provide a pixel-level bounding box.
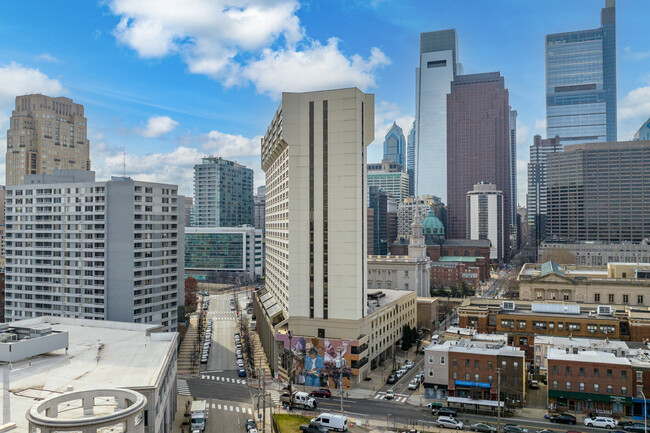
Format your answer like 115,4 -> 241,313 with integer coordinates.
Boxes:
447,396 -> 504,407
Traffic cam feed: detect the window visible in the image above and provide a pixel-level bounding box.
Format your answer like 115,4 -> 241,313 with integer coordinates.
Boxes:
453,358 -> 457,366
514,362 -> 519,369
607,385 -> 613,394
549,322 -> 554,330
440,356 -> 445,365
622,370 -> 627,380
579,367 -> 585,376
533,321 -> 547,329
566,366 -> 571,375
553,381 -> 558,389
502,361 -> 507,368
488,375 -> 493,382
429,368 -> 434,377
519,337 -> 528,345
607,369 -> 613,378
465,373 -> 470,380
594,294 -> 600,302
552,365 -> 558,375
501,319 -> 514,329
639,295 -> 644,304
622,386 -> 627,395
580,382 -> 585,391
638,371 -> 644,382
557,322 -> 564,330
318,328 -> 325,338
536,356 -> 541,363
517,320 -> 527,329
587,324 -> 597,334
429,356 -> 433,363
600,325 -> 615,334
609,294 -> 615,303
623,294 -> 629,304
594,368 -> 599,377
488,361 -> 493,369
427,60 -> 447,68
514,377 -> 519,385
475,374 -> 479,381
465,359 -> 470,367
567,323 -> 580,331
566,381 -> 571,390
453,372 -> 458,379
594,384 -> 599,392
474,360 -> 479,368
563,293 -> 570,301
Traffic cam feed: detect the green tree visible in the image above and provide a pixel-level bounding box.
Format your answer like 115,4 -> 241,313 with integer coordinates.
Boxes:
184,276 -> 199,314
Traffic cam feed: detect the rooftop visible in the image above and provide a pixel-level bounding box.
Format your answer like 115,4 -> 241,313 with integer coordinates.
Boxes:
534,336 -> 629,352
4,317 -> 176,432
442,239 -> 491,247
547,348 -> 631,365
367,289 -> 415,314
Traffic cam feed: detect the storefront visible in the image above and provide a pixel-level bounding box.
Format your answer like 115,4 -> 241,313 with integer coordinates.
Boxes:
549,390 -> 632,415
449,380 -> 493,401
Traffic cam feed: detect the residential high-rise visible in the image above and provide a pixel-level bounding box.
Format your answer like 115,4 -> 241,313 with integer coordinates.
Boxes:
367,159 -> 409,204
415,29 -> 461,199
546,0 -> 616,145
254,185 -> 266,236
447,72 -> 511,260
407,121 -> 416,197
509,109 -> 517,226
383,122 -> 405,169
397,196 -> 433,240
193,156 -> 253,227
526,134 -> 562,248
546,140 -> 650,242
184,196 -> 193,228
466,182 -> 505,261
4,170 -> 184,332
5,95 -> 91,186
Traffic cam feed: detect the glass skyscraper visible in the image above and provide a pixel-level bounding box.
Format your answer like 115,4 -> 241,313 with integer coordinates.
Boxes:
407,121 -> 416,197
415,29 -> 461,200
383,122 -> 405,170
545,0 -> 616,145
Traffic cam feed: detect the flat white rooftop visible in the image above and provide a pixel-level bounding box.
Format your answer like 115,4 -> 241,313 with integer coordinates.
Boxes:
547,348 -> 631,365
3,317 -> 176,432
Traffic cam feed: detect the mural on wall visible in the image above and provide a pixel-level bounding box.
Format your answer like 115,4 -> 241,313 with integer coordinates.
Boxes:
277,334 -> 357,390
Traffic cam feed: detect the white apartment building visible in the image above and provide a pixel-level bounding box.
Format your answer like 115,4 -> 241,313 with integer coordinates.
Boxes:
467,182 -> 504,261
4,170 -> 184,332
397,196 -> 434,239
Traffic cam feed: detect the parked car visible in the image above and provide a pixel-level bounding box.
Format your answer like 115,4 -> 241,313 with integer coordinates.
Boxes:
548,413 -> 576,424
437,416 -> 463,430
395,370 -> 404,379
530,380 -> 539,389
503,426 -> 528,433
470,423 -> 497,432
584,416 -> 617,429
405,361 -> 414,370
387,374 -> 397,384
310,389 -> 332,398
385,390 -> 395,400
431,407 -> 458,418
408,378 -> 420,390
623,424 -> 647,433
238,367 -> 247,377
299,423 -> 327,433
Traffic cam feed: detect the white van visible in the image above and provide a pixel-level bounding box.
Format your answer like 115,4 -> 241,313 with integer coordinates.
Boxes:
311,413 -> 347,432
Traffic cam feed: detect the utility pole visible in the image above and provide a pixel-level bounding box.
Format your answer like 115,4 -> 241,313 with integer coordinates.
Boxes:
497,368 -> 501,433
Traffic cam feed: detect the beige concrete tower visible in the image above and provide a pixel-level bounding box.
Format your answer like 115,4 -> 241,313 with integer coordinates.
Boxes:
5,94 -> 90,185
261,88 -> 374,328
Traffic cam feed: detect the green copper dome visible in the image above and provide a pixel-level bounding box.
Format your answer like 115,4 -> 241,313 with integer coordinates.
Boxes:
422,209 -> 445,236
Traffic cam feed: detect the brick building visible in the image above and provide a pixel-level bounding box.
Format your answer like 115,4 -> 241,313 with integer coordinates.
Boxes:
548,349 -> 633,415
431,261 -> 481,288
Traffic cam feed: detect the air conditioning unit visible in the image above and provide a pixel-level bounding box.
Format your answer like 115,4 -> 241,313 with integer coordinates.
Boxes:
598,305 -> 613,316
502,301 -> 515,311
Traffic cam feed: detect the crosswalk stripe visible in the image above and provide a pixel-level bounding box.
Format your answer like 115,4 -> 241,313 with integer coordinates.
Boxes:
176,379 -> 191,396
374,394 -> 382,399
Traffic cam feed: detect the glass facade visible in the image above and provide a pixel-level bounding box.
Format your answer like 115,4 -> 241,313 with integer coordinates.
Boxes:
546,1 -> 616,145
185,232 -> 244,270
383,122 -> 405,169
407,121 -> 416,197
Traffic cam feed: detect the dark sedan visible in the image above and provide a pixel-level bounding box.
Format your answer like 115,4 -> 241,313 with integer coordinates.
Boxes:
387,374 -> 397,384
549,413 -> 577,425
309,389 -> 332,398
623,424 -> 648,433
470,423 -> 497,432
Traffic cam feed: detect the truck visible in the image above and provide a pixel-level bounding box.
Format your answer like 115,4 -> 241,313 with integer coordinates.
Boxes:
280,391 -> 318,410
190,400 -> 207,431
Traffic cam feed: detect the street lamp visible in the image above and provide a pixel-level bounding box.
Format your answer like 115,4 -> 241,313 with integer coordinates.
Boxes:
641,389 -> 647,433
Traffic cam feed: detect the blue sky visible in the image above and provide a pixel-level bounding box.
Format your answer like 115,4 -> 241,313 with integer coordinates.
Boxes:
1,0 -> 649,203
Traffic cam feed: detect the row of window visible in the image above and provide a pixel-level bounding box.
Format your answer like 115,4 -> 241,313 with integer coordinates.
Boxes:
552,381 -> 626,395
552,365 -> 626,379
500,319 -> 615,334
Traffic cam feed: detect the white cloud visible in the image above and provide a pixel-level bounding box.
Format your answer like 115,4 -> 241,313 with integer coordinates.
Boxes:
624,47 -> 650,61
619,86 -> 650,121
36,53 -> 59,63
244,39 -> 390,98
0,62 -> 65,109
516,159 -> 528,206
200,130 -> 262,158
107,0 -> 388,96
139,115 -> 179,138
516,123 -> 530,148
534,118 -> 546,132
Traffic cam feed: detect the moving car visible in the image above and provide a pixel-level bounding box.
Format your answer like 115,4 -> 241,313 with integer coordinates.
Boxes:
470,423 -> 497,432
408,378 -> 420,390
584,416 -> 617,429
310,389 -> 332,398
436,416 -> 463,430
548,413 -> 576,425
385,390 -> 395,400
395,369 -> 405,379
530,380 -> 539,389
387,374 -> 397,384
432,407 -> 457,418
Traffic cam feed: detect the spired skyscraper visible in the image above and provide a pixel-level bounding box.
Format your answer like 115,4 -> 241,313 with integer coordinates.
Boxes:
415,29 -> 462,200
546,0 -> 616,145
383,122 -> 405,170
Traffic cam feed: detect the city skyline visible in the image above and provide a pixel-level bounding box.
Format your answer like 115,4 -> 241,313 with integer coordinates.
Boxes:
0,1 -> 650,204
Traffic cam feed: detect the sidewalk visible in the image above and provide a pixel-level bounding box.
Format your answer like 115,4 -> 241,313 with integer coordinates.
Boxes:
177,313 -> 200,377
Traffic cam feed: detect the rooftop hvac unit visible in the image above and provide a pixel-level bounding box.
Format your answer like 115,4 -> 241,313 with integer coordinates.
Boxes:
598,305 -> 613,316
502,301 -> 515,311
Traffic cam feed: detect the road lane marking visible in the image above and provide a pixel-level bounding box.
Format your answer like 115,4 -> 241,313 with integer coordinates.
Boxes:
374,394 -> 382,399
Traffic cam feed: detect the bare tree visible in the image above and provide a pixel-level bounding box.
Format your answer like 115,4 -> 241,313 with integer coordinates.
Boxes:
538,247 -> 576,264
